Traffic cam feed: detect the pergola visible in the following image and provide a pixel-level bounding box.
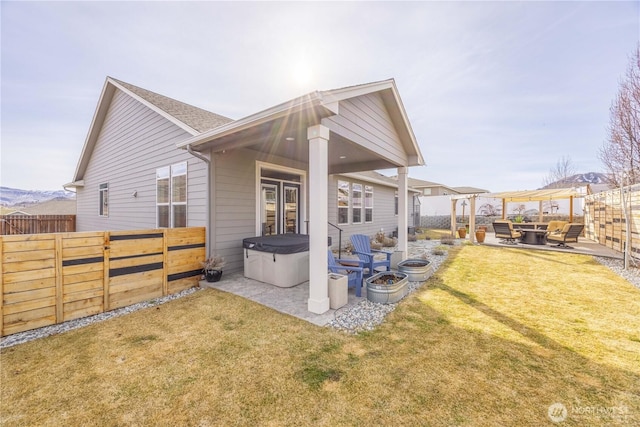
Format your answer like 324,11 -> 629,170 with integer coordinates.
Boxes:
450,188 -> 585,242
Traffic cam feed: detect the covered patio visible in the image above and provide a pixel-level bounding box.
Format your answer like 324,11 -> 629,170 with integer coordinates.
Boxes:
178,79 -> 425,314
450,187 -> 586,243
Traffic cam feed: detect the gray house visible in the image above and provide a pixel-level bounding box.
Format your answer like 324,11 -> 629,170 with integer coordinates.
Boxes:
66,77 -> 424,314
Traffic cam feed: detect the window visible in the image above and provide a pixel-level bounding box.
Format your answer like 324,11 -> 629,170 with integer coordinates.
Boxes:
365,185 -> 373,222
99,183 -> 109,217
157,162 -> 187,228
394,191 -> 398,216
338,180 -> 349,225
352,183 -> 362,224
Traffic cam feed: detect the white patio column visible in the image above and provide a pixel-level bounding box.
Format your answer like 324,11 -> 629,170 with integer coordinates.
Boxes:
450,198 -> 458,236
307,124 -> 330,314
397,167 -> 408,260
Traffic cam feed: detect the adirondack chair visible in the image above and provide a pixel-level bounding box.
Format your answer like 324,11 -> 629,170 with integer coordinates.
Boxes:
350,234 -> 392,277
547,223 -> 584,248
327,250 -> 365,297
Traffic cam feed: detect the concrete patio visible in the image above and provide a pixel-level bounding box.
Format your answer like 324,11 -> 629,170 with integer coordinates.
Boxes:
201,234 -> 623,327
480,231 -> 623,259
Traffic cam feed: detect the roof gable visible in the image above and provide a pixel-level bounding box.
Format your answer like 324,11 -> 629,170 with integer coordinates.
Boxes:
110,78 -> 232,133
68,77 -> 232,185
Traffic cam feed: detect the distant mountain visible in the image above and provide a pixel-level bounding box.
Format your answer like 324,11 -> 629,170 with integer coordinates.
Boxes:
0,186 -> 75,207
541,172 -> 610,189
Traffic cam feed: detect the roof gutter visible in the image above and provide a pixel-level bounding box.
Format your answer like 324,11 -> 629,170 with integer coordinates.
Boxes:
185,144 -> 212,257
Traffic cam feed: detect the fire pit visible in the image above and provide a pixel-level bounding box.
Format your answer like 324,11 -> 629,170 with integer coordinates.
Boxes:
365,272 -> 408,304
397,258 -> 433,282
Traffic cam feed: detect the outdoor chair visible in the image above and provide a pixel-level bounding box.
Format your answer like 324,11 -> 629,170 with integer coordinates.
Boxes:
492,220 -> 522,244
350,234 -> 392,277
327,250 -> 365,297
544,220 -> 568,233
547,223 -> 584,248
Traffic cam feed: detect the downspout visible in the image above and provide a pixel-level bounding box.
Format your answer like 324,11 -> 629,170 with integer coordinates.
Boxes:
186,144 -> 212,256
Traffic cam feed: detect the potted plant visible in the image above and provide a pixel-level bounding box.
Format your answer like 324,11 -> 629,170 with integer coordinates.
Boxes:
475,226 -> 486,243
201,254 -> 226,283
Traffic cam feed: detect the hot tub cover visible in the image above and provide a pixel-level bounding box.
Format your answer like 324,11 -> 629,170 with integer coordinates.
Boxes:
243,234 -> 309,254
242,234 -> 330,254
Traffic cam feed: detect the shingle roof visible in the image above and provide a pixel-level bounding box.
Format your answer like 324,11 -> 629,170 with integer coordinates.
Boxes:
111,78 -> 233,133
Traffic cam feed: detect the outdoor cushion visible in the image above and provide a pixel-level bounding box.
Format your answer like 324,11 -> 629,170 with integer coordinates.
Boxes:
546,220 -> 568,233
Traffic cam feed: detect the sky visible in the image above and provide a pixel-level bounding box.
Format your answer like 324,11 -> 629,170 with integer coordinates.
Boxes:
1,1 -> 638,193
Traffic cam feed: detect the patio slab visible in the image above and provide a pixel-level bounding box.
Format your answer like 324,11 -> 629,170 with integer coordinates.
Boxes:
201,273 -> 364,326
479,232 -> 622,259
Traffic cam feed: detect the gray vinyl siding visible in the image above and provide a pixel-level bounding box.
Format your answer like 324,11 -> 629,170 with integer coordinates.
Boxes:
210,148 -> 309,273
327,175 -> 415,249
323,93 -> 407,166
76,89 -> 207,231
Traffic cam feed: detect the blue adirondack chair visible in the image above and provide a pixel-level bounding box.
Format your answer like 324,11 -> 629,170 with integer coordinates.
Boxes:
327,250 -> 365,297
350,234 -> 392,277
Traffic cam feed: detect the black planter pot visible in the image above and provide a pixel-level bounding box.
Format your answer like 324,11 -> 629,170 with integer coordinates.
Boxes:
205,269 -> 223,283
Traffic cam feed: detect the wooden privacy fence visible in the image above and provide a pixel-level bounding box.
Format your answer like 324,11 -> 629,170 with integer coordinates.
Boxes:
0,215 -> 76,235
584,185 -> 640,256
0,227 -> 206,336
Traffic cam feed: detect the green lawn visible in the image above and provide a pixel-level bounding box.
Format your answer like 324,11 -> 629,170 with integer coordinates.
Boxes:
2,245 -> 639,426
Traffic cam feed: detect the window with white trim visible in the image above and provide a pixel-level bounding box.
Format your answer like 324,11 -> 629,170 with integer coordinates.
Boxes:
365,185 -> 373,222
99,183 -> 109,217
352,183 -> 362,224
338,180 -> 349,225
394,191 -> 398,216
157,162 -> 187,228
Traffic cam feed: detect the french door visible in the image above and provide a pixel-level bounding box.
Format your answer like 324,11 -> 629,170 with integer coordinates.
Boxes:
261,180 -> 300,235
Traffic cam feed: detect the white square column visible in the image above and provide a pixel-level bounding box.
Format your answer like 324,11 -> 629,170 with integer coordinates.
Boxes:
307,125 -> 331,314
397,166 -> 408,260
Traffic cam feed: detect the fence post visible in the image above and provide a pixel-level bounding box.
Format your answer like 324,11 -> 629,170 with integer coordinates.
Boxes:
162,229 -> 169,296
55,234 -> 63,323
103,232 -> 110,311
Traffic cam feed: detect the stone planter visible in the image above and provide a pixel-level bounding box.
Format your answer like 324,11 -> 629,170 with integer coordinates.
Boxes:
366,272 -> 409,304
398,259 -> 433,282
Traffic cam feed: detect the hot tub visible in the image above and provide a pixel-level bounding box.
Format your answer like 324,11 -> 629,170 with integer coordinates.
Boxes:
242,234 -> 313,288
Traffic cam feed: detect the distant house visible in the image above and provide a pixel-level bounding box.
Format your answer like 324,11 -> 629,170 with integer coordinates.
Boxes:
66,77 -> 425,314
407,177 -> 488,196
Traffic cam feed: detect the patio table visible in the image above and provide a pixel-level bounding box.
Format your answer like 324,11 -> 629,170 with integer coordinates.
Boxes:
517,229 -> 547,245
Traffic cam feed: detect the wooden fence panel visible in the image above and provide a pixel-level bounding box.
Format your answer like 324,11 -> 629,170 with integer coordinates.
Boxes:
1,234 -> 57,335
61,232 -> 106,322
585,185 -> 640,257
0,227 -> 205,336
0,215 -> 76,235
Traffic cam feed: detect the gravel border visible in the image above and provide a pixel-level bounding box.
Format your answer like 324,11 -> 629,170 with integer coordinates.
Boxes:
327,239 -> 451,334
594,256 -> 640,290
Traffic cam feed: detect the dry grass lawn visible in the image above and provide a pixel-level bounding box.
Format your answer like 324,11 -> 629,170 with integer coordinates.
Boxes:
2,245 -> 639,426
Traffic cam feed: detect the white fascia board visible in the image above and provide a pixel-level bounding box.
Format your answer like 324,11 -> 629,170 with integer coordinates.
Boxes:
108,78 -> 199,136
71,78 -> 113,182
339,173 -> 419,192
177,91 -> 325,150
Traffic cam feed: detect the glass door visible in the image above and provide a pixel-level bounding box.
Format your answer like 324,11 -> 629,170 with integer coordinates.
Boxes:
284,184 -> 299,233
261,182 -> 278,235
